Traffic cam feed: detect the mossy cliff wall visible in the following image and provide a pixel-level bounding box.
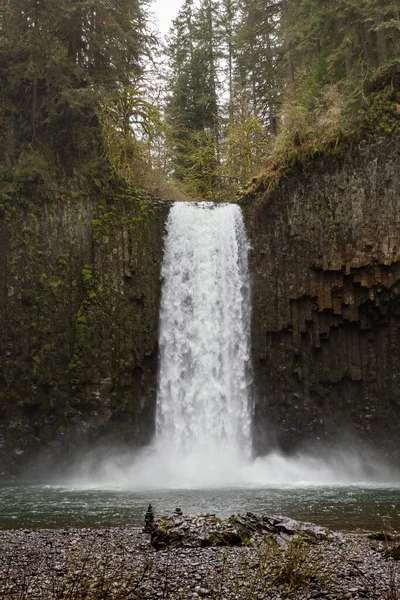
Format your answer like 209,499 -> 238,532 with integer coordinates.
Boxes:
244,133 -> 400,461
0,187 -> 170,476
2,133 -> 400,476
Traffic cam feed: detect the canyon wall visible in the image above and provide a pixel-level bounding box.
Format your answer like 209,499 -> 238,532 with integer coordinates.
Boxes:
244,133 -> 400,462
0,187 -> 169,476
1,131 -> 400,477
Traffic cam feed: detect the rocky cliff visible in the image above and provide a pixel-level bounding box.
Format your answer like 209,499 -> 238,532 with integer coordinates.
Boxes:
0,185 -> 170,476
1,131 -> 400,477
244,132 -> 400,462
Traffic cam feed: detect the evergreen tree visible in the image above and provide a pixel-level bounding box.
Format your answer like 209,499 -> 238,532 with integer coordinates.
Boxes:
235,0 -> 283,133
2,0 -> 398,196
219,0 -> 239,125
0,0 -> 154,178
283,0 -> 400,109
165,0 -> 221,197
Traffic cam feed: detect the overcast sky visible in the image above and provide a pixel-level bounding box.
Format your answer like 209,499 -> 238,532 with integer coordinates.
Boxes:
152,0 -> 183,34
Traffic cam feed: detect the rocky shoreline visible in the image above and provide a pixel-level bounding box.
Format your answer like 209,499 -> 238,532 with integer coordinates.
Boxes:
0,513 -> 398,599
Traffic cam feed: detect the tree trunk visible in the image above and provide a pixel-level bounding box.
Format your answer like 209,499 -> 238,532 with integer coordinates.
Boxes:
224,0 -> 234,126
31,0 -> 39,139
362,22 -> 374,67
376,22 -> 387,65
68,1 -> 82,65
282,0 -> 296,98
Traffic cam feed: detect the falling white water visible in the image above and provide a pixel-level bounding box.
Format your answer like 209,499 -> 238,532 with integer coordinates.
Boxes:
156,202 -> 253,467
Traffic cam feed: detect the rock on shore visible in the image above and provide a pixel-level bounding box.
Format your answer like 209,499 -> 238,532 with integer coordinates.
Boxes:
0,513 -> 398,599
150,512 -> 332,550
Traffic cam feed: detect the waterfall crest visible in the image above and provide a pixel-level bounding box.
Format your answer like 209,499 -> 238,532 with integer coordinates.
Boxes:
156,202 -> 253,470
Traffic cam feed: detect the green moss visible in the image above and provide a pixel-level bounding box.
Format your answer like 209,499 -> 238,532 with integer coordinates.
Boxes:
240,63 -> 400,205
293,367 -> 303,382
56,254 -> 68,266
82,265 -> 94,287
159,517 -> 170,532
91,185 -> 154,244
364,58 -> 400,95
1,175 -> 166,464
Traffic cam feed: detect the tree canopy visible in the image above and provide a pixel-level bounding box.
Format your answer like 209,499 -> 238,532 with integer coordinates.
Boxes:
0,0 -> 399,197
163,0 -> 400,199
0,0 -> 157,184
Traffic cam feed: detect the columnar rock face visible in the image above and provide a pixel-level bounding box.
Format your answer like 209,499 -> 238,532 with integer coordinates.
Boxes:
0,188 -> 170,476
244,133 -> 400,461
1,133 -> 400,477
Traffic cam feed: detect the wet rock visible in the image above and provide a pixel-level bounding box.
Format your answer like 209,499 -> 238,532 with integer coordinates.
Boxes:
150,514 -> 248,550
245,132 -> 400,461
150,512 -> 332,550
143,504 -> 155,533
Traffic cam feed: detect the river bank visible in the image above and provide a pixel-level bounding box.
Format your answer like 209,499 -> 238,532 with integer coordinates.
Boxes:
0,513 -> 398,599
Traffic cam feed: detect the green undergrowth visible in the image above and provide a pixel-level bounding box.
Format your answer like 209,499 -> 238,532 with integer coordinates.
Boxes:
240,59 -> 400,203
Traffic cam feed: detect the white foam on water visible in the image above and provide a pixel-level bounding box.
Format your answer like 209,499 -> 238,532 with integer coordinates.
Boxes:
63,443 -> 399,490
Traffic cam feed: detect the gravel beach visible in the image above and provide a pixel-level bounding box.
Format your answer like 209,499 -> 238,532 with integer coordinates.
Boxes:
0,515 -> 398,599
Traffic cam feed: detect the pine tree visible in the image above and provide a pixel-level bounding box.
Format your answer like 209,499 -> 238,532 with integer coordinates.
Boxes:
235,0 -> 283,133
165,0 -> 221,197
0,0 -> 154,178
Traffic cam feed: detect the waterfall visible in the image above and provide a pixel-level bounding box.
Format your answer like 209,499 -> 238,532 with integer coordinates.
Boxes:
66,206 -> 394,489
70,199 -> 362,489
156,202 -> 253,474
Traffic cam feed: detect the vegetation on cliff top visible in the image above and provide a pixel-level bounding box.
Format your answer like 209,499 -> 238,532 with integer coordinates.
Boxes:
0,0 -> 164,201
241,59 -> 400,201
163,0 -> 400,201
0,0 -> 399,203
